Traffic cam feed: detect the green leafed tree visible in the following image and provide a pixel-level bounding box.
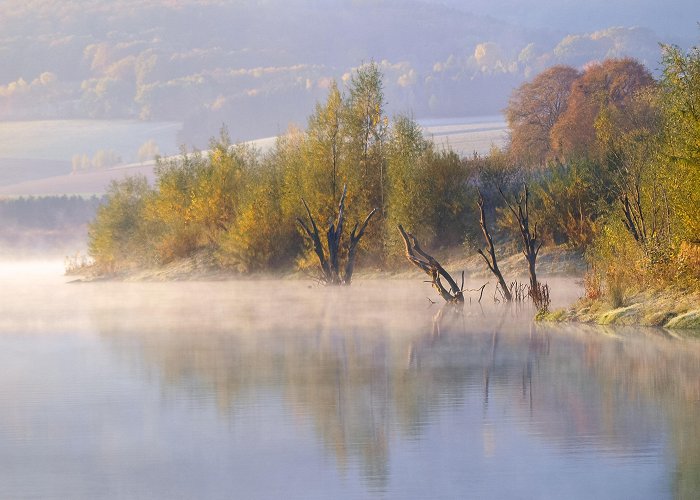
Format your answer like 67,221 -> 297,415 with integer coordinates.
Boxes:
385,114 -> 432,255
88,175 -> 153,272
660,43 -> 700,244
305,80 -> 344,209
343,62 -> 388,222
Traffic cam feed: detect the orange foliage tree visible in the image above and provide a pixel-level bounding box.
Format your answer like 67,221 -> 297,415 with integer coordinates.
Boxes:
505,65 -> 580,167
550,58 -> 654,161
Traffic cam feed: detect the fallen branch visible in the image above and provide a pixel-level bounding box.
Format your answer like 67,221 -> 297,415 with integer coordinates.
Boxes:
398,225 -> 464,304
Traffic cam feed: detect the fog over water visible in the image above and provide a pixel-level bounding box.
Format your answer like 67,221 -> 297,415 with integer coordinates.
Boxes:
1,261 -> 699,498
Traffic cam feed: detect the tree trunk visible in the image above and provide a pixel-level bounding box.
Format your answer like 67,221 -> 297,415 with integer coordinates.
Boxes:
499,183 -> 542,294
297,184 -> 376,285
398,225 -> 464,304
476,191 -> 512,301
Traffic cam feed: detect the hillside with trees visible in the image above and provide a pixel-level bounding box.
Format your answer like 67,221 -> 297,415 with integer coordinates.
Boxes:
1,0 -> 694,148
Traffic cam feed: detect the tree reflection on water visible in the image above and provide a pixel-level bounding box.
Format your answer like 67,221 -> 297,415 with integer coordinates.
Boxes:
89,281 -> 700,496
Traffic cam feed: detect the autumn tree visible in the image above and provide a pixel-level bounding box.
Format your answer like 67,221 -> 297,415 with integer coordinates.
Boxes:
505,65 -> 580,167
595,87 -> 669,254
218,154 -> 297,272
145,147 -> 208,261
660,43 -> 700,244
88,175 -> 153,272
550,58 -> 654,161
343,62 -> 388,219
304,80 -> 344,213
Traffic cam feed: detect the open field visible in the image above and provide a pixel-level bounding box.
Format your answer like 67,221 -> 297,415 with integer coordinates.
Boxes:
0,118 -> 505,197
0,120 -> 182,162
420,115 -> 508,156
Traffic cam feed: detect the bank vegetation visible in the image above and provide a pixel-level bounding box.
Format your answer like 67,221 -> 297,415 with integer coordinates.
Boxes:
87,45 -> 700,326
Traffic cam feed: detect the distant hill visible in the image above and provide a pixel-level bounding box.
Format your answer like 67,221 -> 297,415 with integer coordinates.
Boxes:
0,120 -> 506,197
0,162 -> 157,198
1,0 -> 694,149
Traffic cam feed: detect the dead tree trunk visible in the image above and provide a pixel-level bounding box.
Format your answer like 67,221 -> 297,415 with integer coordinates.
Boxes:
344,209 -> 377,284
619,185 -> 649,247
398,225 -> 464,304
297,185 -> 376,285
499,183 -> 542,292
476,191 -> 512,301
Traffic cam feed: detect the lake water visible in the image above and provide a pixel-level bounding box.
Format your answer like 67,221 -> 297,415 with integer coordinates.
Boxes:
1,262 -> 699,499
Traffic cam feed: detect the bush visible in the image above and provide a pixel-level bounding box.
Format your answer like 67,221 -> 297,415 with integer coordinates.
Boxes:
587,217 -> 648,306
88,176 -> 153,272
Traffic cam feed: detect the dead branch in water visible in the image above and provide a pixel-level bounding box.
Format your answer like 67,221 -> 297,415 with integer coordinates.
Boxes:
469,282 -> 488,303
530,281 -> 551,312
398,224 -> 464,304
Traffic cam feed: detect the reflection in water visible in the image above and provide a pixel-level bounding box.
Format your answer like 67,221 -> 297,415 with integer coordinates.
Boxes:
1,274 -> 700,498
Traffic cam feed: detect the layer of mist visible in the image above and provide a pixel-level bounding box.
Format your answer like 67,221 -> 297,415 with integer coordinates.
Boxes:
1,262 -> 699,497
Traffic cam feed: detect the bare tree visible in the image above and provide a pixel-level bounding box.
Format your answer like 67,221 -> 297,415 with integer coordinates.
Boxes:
499,183 -> 542,292
297,185 -> 376,285
475,190 -> 512,301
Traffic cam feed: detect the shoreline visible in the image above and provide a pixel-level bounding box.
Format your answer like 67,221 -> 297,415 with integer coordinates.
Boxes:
539,287 -> 700,331
68,245 -> 586,283
68,247 -> 700,332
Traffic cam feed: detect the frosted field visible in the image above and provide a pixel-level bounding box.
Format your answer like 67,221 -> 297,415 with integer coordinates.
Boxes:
0,120 -> 182,162
419,115 -> 508,156
0,117 -> 506,196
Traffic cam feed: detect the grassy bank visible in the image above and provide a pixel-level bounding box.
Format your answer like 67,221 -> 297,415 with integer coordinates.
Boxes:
540,286 -> 700,331
70,245 -> 584,282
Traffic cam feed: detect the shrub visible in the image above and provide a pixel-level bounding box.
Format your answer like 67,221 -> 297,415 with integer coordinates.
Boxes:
88,176 -> 153,272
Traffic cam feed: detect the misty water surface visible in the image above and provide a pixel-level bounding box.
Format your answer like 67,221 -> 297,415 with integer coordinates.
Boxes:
1,261 -> 699,499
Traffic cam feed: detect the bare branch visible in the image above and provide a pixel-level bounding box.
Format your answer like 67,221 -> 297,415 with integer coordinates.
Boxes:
476,190 -> 512,301
398,225 -> 463,304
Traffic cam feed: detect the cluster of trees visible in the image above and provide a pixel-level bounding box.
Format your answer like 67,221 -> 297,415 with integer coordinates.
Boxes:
71,149 -> 123,173
90,46 -> 700,298
0,195 -> 101,230
0,195 -> 102,251
88,64 -> 476,274
505,49 -> 700,297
